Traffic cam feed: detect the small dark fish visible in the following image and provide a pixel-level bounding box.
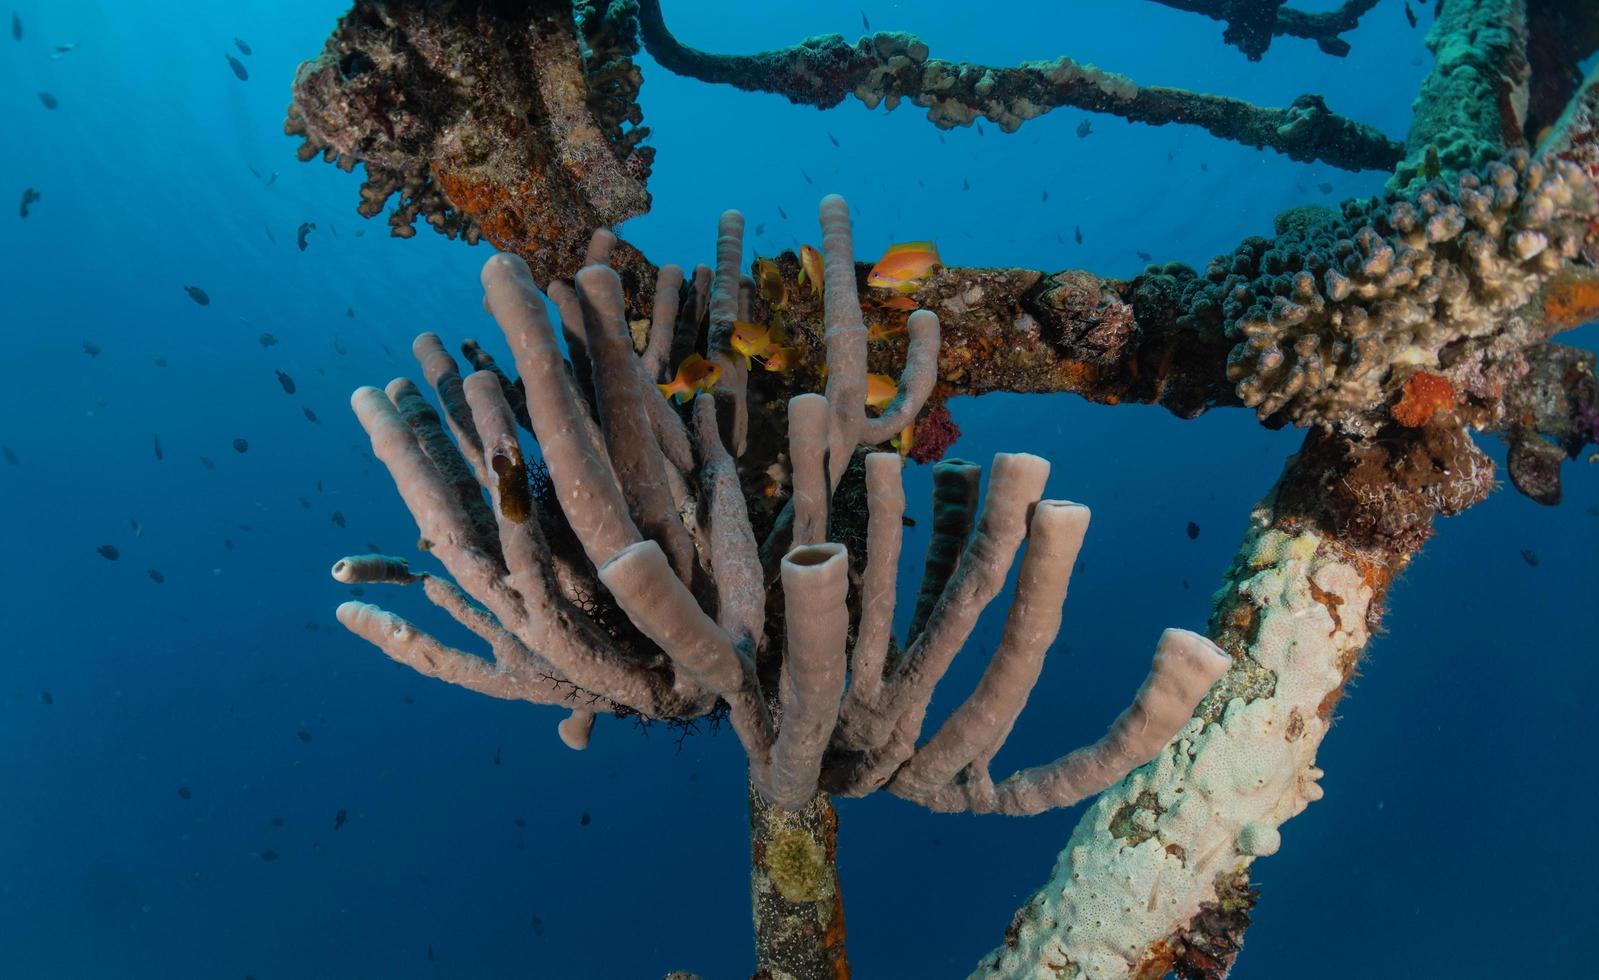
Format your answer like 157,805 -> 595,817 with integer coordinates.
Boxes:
184,285 -> 210,306
901,515 -> 916,528
579,812 -> 591,827
1041,189 -> 1048,203
40,690 -> 51,705
148,569 -> 164,584
225,53 -> 248,81
153,434 -> 163,461
331,511 -> 346,528
82,340 -> 101,357
1317,182 -> 1333,195
800,168 -> 813,185
38,92 -> 57,110
1056,230 -> 1064,245
1136,250 -> 1152,262
1404,1 -> 1417,27
200,456 -> 216,470
530,915 -> 545,936
2,446 -> 16,465
152,355 -> 168,368
259,850 -> 278,862
270,817 -> 285,827
754,222 -> 766,236
19,187 -> 39,218
861,9 -> 870,31
223,537 -> 234,550
258,333 -> 277,347
297,222 -> 315,251
1200,162 -> 1210,172
1076,118 -> 1092,138
296,729 -> 313,743
513,817 -> 526,828
177,786 -> 192,800
334,809 -> 348,830
264,225 -> 276,244
349,586 -> 365,597
302,406 -> 319,424
777,206 -> 788,220
345,306 -> 354,318
297,496 -> 311,509
11,12 -> 19,39
493,746 -> 502,765
96,544 -> 119,561
1074,225 -> 1083,245
962,178 -> 970,191
235,37 -> 252,56
1520,548 -> 1540,567
975,121 -> 984,137
275,370 -> 296,394
1186,521 -> 1200,540
427,946 -> 435,962
827,132 -> 839,148
232,437 -> 249,453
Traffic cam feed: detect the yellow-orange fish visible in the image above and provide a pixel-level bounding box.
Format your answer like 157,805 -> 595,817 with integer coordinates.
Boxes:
753,257 -> 788,308
867,320 -> 906,343
761,346 -> 799,373
866,372 -> 898,409
868,241 -> 941,293
730,320 -> 773,368
657,353 -> 720,403
890,421 -> 915,457
798,244 -> 823,296
874,294 -> 920,312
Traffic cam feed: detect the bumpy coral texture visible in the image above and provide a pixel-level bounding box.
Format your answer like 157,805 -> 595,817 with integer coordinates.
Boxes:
1177,151 -> 1596,431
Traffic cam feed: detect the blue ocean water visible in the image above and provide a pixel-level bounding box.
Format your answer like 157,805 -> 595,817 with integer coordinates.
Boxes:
1,1 -> 1594,977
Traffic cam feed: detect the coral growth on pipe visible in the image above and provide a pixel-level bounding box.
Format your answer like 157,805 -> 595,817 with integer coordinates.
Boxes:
331,197 -> 1226,819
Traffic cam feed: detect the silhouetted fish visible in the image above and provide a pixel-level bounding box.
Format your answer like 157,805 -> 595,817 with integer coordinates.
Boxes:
50,43 -> 73,59
861,9 -> 870,31
1404,1 -> 1417,27
1074,225 -> 1083,245
579,812 -> 591,826
1200,162 -> 1209,171
177,786 -> 192,800
1076,118 -> 1092,138
777,206 -> 788,219
276,370 -> 296,394
1317,182 -> 1333,194
225,53 -> 248,81
82,340 -> 101,357
800,168 -> 813,184
235,37 -> 252,56
200,456 -> 216,470
184,285 -> 210,306
297,222 -> 315,251
296,729 -> 313,743
1186,521 -> 1200,540
19,187 -> 39,218
334,809 -> 348,830
259,850 -> 278,862
152,355 -> 168,368
1520,548 -> 1540,567
754,222 -> 766,236
827,132 -> 839,148
2,446 -> 16,465
11,12 -> 20,39
1136,250 -> 1153,262
259,333 -> 277,347
148,569 -> 165,583
38,92 -> 57,109
1041,189 -> 1048,203
222,537 -> 234,549
40,690 -> 51,705
264,225 -> 276,244
530,915 -> 545,936
153,434 -> 163,461
303,406 -> 319,424
493,746 -> 502,765
975,121 -> 984,137
232,438 -> 249,453
270,817 -> 284,827
962,178 -> 970,191
297,496 -> 312,509
331,511 -> 346,528
97,544 -> 119,561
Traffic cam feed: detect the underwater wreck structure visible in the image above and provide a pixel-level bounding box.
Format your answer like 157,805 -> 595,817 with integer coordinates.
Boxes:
292,1 -> 1599,976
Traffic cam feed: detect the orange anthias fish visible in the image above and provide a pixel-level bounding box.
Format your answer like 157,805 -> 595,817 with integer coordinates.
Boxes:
657,353 -> 720,403
798,244 -> 823,296
865,372 -> 898,409
730,320 -> 774,368
868,241 -> 941,293
761,346 -> 799,373
874,294 -> 920,312
753,257 -> 788,308
867,320 -> 906,343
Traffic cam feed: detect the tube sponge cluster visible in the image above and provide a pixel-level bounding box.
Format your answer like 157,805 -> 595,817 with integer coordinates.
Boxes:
1177,150 -> 1597,431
